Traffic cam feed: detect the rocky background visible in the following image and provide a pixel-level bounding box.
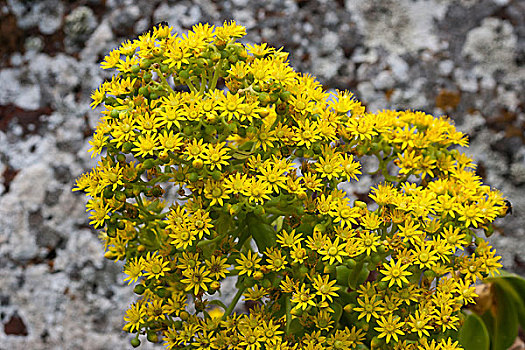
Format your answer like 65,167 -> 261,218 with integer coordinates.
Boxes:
0,0 -> 524,348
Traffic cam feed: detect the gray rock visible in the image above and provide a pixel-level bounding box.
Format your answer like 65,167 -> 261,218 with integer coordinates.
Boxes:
438,59 -> 454,76
387,54 -> 409,82
8,0 -> 64,35
372,70 -> 395,90
64,6 -> 98,53
462,18 -> 519,78
0,69 -> 42,110
1,1 -> 525,348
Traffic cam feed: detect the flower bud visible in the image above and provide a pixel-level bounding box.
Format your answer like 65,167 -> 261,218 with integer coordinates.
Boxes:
130,338 -> 141,347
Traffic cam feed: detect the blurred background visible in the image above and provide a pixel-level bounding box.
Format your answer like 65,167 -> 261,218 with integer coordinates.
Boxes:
0,0 -> 524,348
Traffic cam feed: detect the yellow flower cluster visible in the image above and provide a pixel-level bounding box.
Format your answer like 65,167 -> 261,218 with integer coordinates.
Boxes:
74,21 -> 508,349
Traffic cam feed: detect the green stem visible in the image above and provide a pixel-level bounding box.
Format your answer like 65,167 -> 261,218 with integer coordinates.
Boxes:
209,61 -> 222,91
135,194 -> 145,208
285,294 -> 292,334
237,84 -> 256,95
222,286 -> 245,319
185,78 -> 197,93
199,74 -> 207,94
196,232 -> 226,247
152,67 -> 175,95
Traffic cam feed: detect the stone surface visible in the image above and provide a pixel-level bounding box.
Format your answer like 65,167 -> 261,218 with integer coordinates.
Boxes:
1,0 -> 524,348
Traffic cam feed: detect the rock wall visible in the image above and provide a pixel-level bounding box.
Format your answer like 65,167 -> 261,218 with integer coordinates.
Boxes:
0,0 -> 524,348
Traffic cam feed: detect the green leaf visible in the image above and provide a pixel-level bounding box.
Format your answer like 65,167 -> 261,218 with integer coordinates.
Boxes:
491,283 -> 519,350
348,262 -> 369,290
481,310 -> 494,335
288,318 -> 304,336
336,266 -> 351,286
246,213 -> 276,252
459,312 -> 490,350
332,302 -> 343,324
487,273 -> 525,330
208,299 -> 227,310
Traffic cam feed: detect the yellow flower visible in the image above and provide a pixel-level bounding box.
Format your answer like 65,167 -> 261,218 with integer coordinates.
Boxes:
457,203 -> 485,228
188,209 -> 213,238
319,237 -> 348,265
110,115 -> 136,148
454,278 -> 478,305
258,164 -> 287,193
293,119 -> 321,148
123,302 -> 146,332
101,48 -> 120,69
333,203 -> 360,228
374,314 -> 405,344
176,251 -> 199,270
290,244 -> 307,264
315,154 -> 342,180
215,20 -> 246,41
276,229 -> 303,248
438,338 -> 464,350
264,247 -> 287,272
224,172 -> 249,195
252,125 -> 276,152
123,257 -> 144,285
311,274 -> 339,303
169,222 -> 197,249
407,310 -> 433,338
87,130 -> 108,158
356,230 -> 381,256
181,265 -> 212,295
412,242 -> 439,270
203,142 -> 231,171
291,284 -> 316,311
90,86 -> 106,109
398,218 -> 425,246
346,114 -> 378,141
244,285 -> 269,301
315,193 -> 335,216
204,180 -> 229,207
116,55 -> 140,73
328,90 -> 361,114
218,91 -> 245,121
235,250 -> 262,277
163,41 -> 190,70
165,292 -> 187,317
205,255 -> 230,280
245,42 -> 273,58
340,154 -> 361,181
279,275 -> 299,294
381,259 -> 412,288
433,305 -> 460,332
158,130 -> 183,152
146,298 -> 167,322
312,309 -> 334,331
246,178 -> 272,204
238,326 -> 263,350
261,319 -> 284,345
87,198 -> 110,228
142,252 -> 171,280
369,182 -> 396,206
289,91 -> 315,115
354,294 -> 384,323
301,172 -> 323,192
132,133 -> 158,157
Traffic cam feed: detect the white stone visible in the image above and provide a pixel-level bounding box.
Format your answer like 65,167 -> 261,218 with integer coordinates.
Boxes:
8,163 -> 52,212
387,54 -> 409,82
438,60 -> 454,76
373,70 -> 395,90
463,18 -> 521,79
